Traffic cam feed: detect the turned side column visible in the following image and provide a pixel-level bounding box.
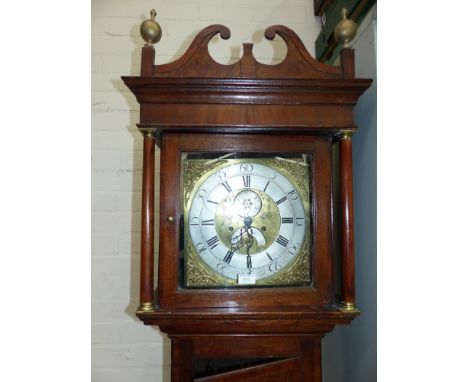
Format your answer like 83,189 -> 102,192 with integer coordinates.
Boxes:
338,130 -> 359,312
137,10 -> 160,312
137,131 -> 156,312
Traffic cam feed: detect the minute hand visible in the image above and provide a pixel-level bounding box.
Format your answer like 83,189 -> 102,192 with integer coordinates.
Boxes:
243,217 -> 255,273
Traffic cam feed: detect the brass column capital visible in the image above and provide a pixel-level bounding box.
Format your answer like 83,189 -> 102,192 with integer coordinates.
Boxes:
336,129 -> 356,140
140,128 -> 158,139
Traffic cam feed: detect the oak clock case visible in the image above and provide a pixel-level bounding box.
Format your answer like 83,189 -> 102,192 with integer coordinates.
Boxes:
182,152 -> 312,288
122,14 -> 371,382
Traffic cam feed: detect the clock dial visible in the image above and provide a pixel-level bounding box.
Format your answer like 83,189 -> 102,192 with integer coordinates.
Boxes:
185,157 -> 311,286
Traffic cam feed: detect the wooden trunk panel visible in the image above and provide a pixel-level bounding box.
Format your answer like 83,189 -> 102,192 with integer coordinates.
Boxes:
192,336 -> 300,358
194,358 -> 301,382
170,336 -> 321,382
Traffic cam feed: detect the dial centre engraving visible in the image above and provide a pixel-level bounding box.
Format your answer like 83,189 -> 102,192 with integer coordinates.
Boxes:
234,189 -> 262,218
215,189 -> 281,256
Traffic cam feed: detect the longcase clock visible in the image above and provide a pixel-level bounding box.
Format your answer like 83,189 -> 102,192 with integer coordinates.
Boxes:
122,10 -> 371,382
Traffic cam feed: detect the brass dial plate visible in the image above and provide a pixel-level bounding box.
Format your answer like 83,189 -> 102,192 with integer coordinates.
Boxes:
182,155 -> 312,288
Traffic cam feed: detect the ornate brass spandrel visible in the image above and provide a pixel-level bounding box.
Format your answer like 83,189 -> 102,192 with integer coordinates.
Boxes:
185,240 -> 236,287
262,156 -> 310,203
262,235 -> 311,286
183,158 -> 228,207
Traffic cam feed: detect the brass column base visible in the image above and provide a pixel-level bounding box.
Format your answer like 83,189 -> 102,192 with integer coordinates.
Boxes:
338,301 -> 360,313
137,302 -> 156,313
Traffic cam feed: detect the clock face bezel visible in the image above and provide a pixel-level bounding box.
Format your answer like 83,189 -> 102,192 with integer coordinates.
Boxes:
181,155 -> 312,288
157,133 -> 334,310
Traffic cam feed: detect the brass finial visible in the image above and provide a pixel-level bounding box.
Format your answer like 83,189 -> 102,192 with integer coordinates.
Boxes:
140,9 -> 162,46
334,8 -> 357,48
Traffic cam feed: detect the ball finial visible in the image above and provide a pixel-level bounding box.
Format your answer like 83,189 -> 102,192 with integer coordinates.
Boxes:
140,9 -> 162,46
334,8 -> 357,48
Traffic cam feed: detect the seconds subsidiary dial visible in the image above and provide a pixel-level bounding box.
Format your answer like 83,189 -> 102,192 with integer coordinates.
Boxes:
186,160 -> 308,285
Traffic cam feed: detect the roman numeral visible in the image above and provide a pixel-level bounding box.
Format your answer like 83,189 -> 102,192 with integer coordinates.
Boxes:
276,196 -> 287,205
281,217 -> 294,224
243,175 -> 251,187
221,181 -> 232,192
276,235 -> 289,247
266,252 -> 273,261
206,235 -> 220,250
263,181 -> 270,192
246,255 -> 252,268
223,250 -> 234,263
201,219 -> 214,225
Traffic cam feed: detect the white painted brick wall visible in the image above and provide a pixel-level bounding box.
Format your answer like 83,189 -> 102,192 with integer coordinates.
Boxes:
92,1 -> 321,381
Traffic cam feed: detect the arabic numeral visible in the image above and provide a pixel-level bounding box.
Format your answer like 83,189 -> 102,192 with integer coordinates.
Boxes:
295,218 -> 304,226
216,263 -> 227,273
197,189 -> 207,201
240,163 -> 253,174
269,261 -> 282,272
196,243 -> 207,253
215,171 -> 227,182
288,242 -> 300,255
288,190 -> 299,201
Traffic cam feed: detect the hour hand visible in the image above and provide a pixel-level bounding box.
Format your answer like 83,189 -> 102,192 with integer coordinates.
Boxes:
230,226 -> 266,247
230,229 -> 244,246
